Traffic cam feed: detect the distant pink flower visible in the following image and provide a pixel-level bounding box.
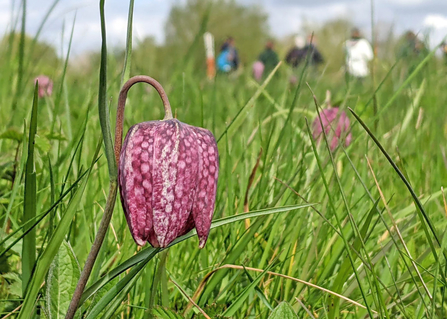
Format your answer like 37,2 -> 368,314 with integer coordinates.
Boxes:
34,75 -> 53,98
312,107 -> 352,151
252,61 -> 264,81
289,75 -> 298,85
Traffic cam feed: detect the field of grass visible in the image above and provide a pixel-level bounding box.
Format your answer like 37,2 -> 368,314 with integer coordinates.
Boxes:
1,1 -> 447,318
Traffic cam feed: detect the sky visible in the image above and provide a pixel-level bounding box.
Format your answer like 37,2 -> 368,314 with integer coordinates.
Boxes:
0,0 -> 446,57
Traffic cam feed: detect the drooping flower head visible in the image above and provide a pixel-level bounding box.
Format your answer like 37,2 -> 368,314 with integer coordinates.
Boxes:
312,107 -> 352,151
34,75 -> 53,98
115,76 -> 219,248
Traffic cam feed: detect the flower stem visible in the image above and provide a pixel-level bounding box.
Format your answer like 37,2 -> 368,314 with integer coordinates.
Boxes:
66,75 -> 171,319
65,181 -> 118,319
114,75 -> 172,164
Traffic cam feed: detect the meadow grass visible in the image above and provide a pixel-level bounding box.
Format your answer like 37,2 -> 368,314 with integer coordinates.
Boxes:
1,1 -> 447,318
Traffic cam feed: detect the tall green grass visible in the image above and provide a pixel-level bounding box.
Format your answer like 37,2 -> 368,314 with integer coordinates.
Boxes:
1,0 -> 447,318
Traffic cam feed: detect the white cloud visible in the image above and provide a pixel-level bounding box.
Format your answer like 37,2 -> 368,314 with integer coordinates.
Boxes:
388,0 -> 425,5
424,14 -> 447,29
423,14 -> 447,48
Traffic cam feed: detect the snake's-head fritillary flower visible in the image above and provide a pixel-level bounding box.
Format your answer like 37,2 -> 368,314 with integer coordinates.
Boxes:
312,107 -> 352,151
34,75 -> 53,98
116,76 -> 219,248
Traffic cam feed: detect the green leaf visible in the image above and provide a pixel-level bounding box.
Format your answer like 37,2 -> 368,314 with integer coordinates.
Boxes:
17,139 -> 101,319
35,134 -> 51,153
98,0 -> 117,180
348,107 -> 444,259
268,302 -> 298,319
216,61 -> 282,143
120,0 -> 134,85
2,273 -> 22,298
45,241 -> 81,319
80,204 -> 314,305
152,306 -> 184,319
222,258 -> 276,317
45,131 -> 66,141
243,265 -> 274,311
0,128 -> 23,141
84,255 -> 150,319
0,167 -> 92,259
22,82 -> 39,295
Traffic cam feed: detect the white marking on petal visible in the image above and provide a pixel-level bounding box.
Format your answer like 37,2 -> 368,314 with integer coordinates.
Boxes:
141,163 -> 149,174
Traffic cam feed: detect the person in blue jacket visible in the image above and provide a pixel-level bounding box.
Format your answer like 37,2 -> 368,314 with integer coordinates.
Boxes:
217,37 -> 239,73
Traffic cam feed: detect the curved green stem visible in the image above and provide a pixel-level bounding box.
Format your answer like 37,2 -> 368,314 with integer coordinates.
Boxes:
114,75 -> 172,164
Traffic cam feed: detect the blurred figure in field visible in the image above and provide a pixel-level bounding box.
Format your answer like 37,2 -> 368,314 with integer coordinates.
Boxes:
344,28 -> 374,80
397,31 -> 427,74
302,34 -> 324,66
285,35 -> 306,68
398,31 -> 425,59
286,34 -> 324,68
442,41 -> 447,63
256,40 -> 279,78
286,34 -> 324,84
217,37 -> 239,73
34,75 -> 53,98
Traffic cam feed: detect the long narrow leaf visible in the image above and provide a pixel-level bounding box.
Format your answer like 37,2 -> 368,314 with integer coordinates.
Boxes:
79,204 -> 314,304
22,81 -> 39,295
348,108 -> 444,258
17,139 -> 101,319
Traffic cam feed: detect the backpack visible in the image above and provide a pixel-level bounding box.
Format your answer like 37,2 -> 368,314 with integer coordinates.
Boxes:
217,50 -> 232,72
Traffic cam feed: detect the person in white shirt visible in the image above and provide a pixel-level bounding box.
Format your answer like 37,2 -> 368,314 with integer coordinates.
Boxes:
344,28 -> 374,79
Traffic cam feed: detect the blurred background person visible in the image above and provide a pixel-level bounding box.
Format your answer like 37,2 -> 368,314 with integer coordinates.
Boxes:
397,30 -> 427,75
344,28 -> 374,81
257,40 -> 279,78
285,34 -> 324,84
286,34 -> 324,68
285,34 -> 306,68
302,34 -> 324,67
398,31 -> 425,58
442,41 -> 447,64
217,37 -> 239,73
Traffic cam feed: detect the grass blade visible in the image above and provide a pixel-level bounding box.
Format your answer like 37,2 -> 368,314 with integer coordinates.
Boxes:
120,0 -> 134,85
79,204 -> 313,305
17,139 -> 101,319
222,259 -> 276,317
348,107 -> 444,259
216,61 -> 282,143
22,81 -> 39,295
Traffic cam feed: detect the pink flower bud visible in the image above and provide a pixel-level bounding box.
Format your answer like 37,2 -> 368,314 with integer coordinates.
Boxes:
117,76 -> 219,248
34,75 -> 53,98
312,107 -> 352,151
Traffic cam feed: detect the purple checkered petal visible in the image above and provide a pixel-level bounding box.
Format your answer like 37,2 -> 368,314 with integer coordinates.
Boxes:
190,127 -> 219,248
119,119 -> 218,248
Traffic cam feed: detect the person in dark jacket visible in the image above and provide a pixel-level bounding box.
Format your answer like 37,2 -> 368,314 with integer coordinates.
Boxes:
286,34 -> 324,68
303,34 -> 324,66
285,35 -> 306,67
257,40 -> 279,76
